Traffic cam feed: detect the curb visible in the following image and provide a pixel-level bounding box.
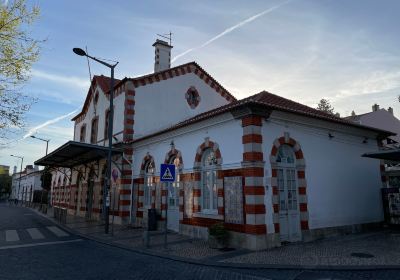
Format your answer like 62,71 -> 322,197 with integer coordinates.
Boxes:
28,207 -> 400,271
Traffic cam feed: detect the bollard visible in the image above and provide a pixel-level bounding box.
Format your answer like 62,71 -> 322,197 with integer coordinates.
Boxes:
143,230 -> 150,248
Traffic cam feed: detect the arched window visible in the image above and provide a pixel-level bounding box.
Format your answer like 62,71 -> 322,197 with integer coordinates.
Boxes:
201,148 -> 217,214
90,117 -> 98,144
144,160 -> 155,207
80,124 -> 86,142
276,144 -> 295,164
104,110 -> 110,140
168,156 -> 181,208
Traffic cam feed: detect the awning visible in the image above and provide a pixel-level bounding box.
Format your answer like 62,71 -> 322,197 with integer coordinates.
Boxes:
362,149 -> 400,161
34,141 -> 123,168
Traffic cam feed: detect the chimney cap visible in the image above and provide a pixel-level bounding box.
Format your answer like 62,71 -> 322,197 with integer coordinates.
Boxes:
152,39 -> 173,48
372,104 -> 380,112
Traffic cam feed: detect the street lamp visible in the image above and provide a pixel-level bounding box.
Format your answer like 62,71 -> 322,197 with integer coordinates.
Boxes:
73,47 -> 118,234
10,155 -> 24,204
30,135 -> 50,206
30,135 -> 50,155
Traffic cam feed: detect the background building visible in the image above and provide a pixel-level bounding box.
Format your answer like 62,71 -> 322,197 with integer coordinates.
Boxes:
11,165 -> 42,203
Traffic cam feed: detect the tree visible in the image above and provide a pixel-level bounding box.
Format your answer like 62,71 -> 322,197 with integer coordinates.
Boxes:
0,0 -> 41,136
0,173 -> 11,198
316,99 -> 335,115
40,166 -> 52,191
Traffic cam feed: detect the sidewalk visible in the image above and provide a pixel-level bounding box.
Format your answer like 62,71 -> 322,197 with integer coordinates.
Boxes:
38,207 -> 400,269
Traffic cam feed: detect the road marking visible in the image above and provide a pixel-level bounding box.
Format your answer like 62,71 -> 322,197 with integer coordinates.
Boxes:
46,226 -> 69,237
0,239 -> 83,250
27,228 -> 45,240
5,230 -> 19,242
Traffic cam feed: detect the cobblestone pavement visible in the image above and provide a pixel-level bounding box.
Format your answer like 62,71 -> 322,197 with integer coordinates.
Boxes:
222,230 -> 400,266
43,207 -> 400,268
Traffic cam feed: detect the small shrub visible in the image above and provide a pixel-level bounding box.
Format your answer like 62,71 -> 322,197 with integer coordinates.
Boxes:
208,222 -> 229,243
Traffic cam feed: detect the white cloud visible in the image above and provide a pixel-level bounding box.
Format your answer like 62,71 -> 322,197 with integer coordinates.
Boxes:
0,109 -> 78,149
22,110 -> 78,140
335,71 -> 400,100
31,69 -> 90,90
172,0 -> 294,63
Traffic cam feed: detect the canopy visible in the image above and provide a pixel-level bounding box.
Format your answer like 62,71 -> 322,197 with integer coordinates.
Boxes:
34,141 -> 123,168
362,149 -> 400,161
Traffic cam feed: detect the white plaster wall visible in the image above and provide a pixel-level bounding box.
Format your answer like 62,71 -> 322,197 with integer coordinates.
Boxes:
18,172 -> 42,202
131,114 -> 242,177
134,73 -> 231,139
73,86 -> 125,144
262,115 -> 383,232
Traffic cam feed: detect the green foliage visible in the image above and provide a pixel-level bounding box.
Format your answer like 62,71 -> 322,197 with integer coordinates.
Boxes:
316,98 -> 335,115
40,166 -> 52,191
0,173 -> 11,195
208,222 -> 229,241
0,0 -> 42,135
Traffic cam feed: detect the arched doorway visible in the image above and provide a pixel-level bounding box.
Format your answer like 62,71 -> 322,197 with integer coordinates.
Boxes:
165,151 -> 183,232
76,172 -> 83,215
275,144 -> 301,242
86,168 -> 95,220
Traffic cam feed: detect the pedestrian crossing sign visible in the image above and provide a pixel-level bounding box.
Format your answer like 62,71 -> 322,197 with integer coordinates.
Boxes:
160,164 -> 175,182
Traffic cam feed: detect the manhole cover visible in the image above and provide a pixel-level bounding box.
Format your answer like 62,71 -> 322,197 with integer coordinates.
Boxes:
351,252 -> 375,258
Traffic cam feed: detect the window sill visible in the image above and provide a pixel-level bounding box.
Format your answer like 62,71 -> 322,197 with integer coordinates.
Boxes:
192,212 -> 224,220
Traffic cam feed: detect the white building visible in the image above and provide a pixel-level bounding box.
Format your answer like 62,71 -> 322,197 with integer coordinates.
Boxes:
35,39 -> 394,250
11,165 -> 42,202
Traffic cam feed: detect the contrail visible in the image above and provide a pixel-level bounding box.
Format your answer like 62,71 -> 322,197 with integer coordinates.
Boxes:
0,109 -> 78,148
171,0 -> 293,63
22,109 -> 78,139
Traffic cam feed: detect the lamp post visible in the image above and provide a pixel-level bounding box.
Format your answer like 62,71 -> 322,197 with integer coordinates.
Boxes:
10,155 -> 24,205
73,47 -> 118,234
30,135 -> 50,155
31,135 -> 50,207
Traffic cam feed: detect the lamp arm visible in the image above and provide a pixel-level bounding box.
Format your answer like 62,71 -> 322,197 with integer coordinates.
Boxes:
85,54 -> 118,69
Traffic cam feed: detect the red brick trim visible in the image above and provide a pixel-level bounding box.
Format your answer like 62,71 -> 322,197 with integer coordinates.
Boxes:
243,152 -> 263,161
242,115 -> 262,127
119,200 -> 130,206
244,204 -> 265,214
243,186 -> 265,195
242,134 -> 263,144
244,224 -> 266,234
193,138 -> 222,166
164,148 -> 183,168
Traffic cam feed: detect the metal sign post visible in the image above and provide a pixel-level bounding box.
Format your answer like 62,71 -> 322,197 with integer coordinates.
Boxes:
160,164 -> 175,249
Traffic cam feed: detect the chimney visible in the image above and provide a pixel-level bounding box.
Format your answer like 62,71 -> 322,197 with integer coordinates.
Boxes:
388,107 -> 393,115
351,110 -> 356,117
26,165 -> 33,174
13,166 -> 17,174
153,39 -> 173,73
372,104 -> 379,112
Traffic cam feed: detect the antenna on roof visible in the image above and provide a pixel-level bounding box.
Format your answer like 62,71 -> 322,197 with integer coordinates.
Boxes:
85,46 -> 93,83
85,47 -> 97,114
156,31 -> 172,46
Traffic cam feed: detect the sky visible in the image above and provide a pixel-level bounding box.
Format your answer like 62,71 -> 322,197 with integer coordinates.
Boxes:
1,0 -> 400,172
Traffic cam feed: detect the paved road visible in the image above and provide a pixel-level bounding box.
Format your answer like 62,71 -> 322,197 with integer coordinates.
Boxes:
0,203 -> 399,280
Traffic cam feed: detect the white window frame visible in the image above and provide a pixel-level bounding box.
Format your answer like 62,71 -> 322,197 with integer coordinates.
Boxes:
201,148 -> 218,215
168,156 -> 180,208
276,145 -> 298,212
144,161 -> 154,208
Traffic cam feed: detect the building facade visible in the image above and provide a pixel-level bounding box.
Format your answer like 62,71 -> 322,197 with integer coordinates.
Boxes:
39,40 -> 393,250
11,165 -> 42,202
